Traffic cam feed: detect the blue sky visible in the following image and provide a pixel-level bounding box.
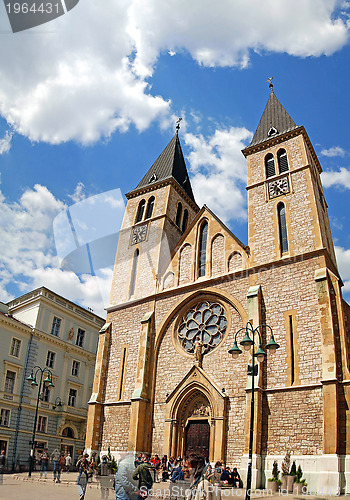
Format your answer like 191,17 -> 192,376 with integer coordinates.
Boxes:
1,0 -> 350,317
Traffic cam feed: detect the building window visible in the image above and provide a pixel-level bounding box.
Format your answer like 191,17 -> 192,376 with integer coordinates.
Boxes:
198,221 -> 208,277
37,416 -> 47,433
51,316 -> 61,336
68,389 -> 77,407
41,386 -> 50,402
182,209 -> 189,233
62,427 -> 75,438
265,153 -> 276,178
46,351 -> 55,369
145,196 -> 155,219
135,199 -> 146,223
72,361 -> 80,377
175,203 -> 183,227
4,371 -> 15,394
277,149 -> 289,173
118,347 -> 128,401
129,249 -> 139,298
10,338 -> 21,357
278,203 -> 289,254
76,329 -> 85,347
0,409 -> 10,427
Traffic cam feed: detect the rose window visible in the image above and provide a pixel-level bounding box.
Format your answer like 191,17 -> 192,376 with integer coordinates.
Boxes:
178,301 -> 227,354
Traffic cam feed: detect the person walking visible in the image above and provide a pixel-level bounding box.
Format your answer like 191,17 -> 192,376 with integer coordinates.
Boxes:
50,447 -> 61,482
76,453 -> 89,500
65,452 -> 72,472
40,448 -> 49,479
133,454 -> 154,500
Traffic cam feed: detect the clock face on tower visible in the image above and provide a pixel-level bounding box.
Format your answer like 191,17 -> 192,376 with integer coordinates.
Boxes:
131,224 -> 148,245
268,177 -> 290,199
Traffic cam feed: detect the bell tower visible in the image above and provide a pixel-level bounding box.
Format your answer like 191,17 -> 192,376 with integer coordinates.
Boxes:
242,84 -> 337,271
109,130 -> 199,307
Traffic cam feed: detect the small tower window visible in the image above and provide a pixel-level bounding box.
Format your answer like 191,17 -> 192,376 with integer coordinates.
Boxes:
129,248 -> 139,297
175,203 -> 183,227
182,209 -> 189,233
277,149 -> 289,173
145,196 -> 155,219
278,203 -> 289,254
265,153 -> 276,178
198,221 -> 208,277
135,200 -> 145,223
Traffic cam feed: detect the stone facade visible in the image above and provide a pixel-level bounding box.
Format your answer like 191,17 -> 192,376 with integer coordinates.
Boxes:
86,92 -> 350,494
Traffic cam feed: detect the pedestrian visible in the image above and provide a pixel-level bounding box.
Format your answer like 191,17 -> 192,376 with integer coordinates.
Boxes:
0,450 -> 6,485
50,447 -> 61,482
40,448 -> 49,479
132,454 -> 154,500
76,453 -> 89,500
59,453 -> 65,478
65,452 -> 72,472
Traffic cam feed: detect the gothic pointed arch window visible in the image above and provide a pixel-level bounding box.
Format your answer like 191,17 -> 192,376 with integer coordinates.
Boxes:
265,153 -> 276,178
182,209 -> 189,233
135,200 -> 146,223
145,196 -> 155,219
129,248 -> 139,297
198,221 -> 208,277
277,149 -> 289,173
176,202 -> 183,227
277,203 -> 289,254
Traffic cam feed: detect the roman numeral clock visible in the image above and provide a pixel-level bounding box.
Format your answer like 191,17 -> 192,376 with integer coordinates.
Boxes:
268,176 -> 290,199
131,223 -> 148,245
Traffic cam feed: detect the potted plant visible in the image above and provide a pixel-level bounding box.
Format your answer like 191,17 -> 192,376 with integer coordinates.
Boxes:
293,465 -> 307,495
267,460 -> 281,493
281,451 -> 294,492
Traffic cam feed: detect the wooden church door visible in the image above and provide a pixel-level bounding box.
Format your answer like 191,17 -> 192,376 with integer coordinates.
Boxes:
185,420 -> 210,458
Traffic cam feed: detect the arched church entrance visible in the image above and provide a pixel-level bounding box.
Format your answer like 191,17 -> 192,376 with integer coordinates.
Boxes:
181,393 -> 211,459
164,366 -> 227,463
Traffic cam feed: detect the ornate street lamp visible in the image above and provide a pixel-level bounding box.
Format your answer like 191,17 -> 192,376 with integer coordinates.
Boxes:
228,321 -> 279,500
26,366 -> 54,477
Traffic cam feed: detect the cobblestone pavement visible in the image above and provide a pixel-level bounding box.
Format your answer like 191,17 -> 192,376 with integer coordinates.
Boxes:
0,473 -> 348,500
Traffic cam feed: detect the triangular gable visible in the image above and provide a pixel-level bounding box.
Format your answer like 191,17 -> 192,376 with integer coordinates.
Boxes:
165,364 -> 227,421
160,205 -> 249,286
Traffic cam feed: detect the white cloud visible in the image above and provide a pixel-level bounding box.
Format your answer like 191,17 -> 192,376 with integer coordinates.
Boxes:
321,146 -> 346,157
69,182 -> 86,203
0,0 -> 349,144
0,131 -> 12,154
335,246 -> 350,299
0,184 -> 119,317
322,167 -> 350,189
185,127 -> 252,222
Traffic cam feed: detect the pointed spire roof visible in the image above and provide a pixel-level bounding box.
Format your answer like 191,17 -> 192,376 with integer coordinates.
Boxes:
249,86 -> 298,147
130,131 -> 195,202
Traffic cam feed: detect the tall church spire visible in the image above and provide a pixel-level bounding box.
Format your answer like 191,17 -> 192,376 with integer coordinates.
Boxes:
128,132 -> 195,202
249,87 -> 298,147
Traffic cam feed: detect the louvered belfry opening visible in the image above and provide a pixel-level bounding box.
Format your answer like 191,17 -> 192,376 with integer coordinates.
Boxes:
265,153 -> 276,178
176,202 -> 183,227
136,199 -> 145,223
278,149 -> 289,173
145,196 -> 155,219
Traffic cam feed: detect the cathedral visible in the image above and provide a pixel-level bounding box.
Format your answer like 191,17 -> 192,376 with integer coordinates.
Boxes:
86,86 -> 350,493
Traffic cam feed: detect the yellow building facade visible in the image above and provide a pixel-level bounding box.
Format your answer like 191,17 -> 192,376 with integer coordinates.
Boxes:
86,88 -> 350,493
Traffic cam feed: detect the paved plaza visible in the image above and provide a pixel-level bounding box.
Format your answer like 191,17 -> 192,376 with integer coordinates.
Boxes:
0,473 -> 347,500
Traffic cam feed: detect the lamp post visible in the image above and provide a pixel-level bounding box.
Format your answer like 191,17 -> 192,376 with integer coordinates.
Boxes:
228,321 -> 279,500
26,366 -> 54,477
